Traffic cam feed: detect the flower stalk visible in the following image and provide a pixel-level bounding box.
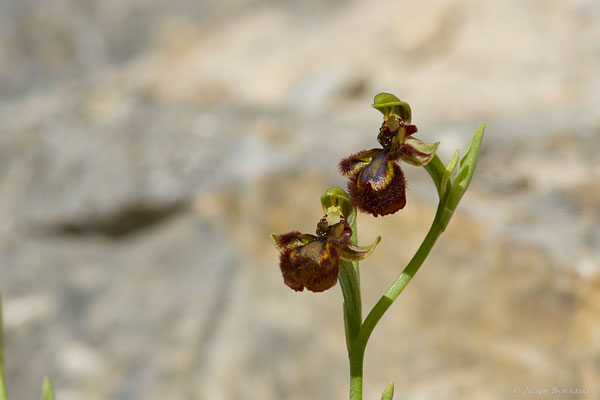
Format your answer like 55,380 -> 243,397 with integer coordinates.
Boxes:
271,93 -> 484,400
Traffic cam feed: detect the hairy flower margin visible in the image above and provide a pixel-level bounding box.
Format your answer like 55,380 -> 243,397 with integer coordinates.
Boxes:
271,207 -> 380,292
339,93 -> 439,217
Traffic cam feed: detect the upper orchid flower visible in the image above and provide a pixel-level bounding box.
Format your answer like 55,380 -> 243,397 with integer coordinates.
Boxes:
339,93 -> 439,217
271,207 -> 380,292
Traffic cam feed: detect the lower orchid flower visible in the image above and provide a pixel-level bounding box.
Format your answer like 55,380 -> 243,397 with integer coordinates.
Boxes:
271,207 -> 380,292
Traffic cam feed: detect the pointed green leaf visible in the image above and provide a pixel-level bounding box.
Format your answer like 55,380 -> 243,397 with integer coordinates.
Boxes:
446,124 -> 485,212
381,381 -> 394,400
42,377 -> 55,400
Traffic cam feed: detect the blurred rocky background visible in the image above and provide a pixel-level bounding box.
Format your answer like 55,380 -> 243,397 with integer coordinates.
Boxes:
1,0 -> 599,399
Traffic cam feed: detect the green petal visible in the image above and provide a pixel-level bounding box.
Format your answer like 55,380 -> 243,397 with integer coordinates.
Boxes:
339,236 -> 381,261
372,93 -> 412,123
400,137 -> 440,167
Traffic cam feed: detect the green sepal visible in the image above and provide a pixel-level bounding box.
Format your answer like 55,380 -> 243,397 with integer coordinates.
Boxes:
42,377 -> 55,400
339,236 -> 381,261
400,137 -> 440,167
321,187 -> 357,227
372,93 -> 412,123
381,381 -> 394,400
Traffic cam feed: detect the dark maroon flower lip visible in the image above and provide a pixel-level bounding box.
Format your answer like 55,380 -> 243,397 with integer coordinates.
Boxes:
272,213 -> 380,292
348,162 -> 406,217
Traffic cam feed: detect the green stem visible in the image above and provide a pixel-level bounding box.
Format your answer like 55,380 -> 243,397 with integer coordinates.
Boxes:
339,217 -> 363,399
344,202 -> 447,400
353,212 -> 446,366
339,260 -> 362,353
346,213 -> 445,400
349,350 -> 364,400
0,293 -> 8,400
341,125 -> 482,400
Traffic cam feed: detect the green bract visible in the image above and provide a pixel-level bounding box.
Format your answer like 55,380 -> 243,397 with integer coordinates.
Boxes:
424,124 -> 485,228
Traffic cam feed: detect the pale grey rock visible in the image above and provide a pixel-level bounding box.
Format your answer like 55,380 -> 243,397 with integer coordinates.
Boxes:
0,0 -> 599,399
